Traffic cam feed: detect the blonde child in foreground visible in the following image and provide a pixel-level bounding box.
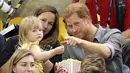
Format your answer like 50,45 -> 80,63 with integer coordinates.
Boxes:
18,16 -> 64,73
81,53 -> 107,73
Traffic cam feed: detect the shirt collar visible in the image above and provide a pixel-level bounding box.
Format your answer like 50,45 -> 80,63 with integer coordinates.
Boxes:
93,24 -> 104,42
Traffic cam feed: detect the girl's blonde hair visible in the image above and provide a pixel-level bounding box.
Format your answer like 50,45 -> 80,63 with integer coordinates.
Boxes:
8,49 -> 35,73
19,16 -> 42,45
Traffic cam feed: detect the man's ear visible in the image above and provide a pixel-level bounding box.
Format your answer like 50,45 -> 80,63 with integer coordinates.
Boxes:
84,15 -> 92,23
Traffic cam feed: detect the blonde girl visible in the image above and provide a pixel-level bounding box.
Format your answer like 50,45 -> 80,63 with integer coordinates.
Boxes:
18,16 -> 64,73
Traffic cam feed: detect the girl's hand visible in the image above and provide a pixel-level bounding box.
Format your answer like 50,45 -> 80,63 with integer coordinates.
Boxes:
54,45 -> 64,54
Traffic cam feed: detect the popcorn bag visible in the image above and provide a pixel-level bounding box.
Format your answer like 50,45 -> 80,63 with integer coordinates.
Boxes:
56,59 -> 81,73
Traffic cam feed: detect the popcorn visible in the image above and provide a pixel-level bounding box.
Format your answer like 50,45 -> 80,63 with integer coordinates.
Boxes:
56,59 -> 81,73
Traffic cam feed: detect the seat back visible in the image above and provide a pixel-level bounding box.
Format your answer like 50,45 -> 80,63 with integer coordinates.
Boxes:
8,17 -> 24,26
58,17 -> 68,44
0,20 -> 3,32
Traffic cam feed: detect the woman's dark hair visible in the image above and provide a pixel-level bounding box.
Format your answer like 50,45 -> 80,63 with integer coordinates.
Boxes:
34,5 -> 59,49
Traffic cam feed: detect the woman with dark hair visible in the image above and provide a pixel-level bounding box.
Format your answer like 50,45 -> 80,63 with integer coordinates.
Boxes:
34,5 -> 62,64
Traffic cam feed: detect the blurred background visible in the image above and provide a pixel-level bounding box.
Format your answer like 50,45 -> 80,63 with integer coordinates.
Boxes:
0,0 -> 71,21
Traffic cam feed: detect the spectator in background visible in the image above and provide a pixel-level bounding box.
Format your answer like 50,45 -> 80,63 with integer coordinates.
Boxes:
81,53 -> 106,73
8,49 -> 36,73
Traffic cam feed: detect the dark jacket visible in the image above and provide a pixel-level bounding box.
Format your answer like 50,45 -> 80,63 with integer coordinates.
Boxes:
0,34 -> 5,51
0,35 -> 18,67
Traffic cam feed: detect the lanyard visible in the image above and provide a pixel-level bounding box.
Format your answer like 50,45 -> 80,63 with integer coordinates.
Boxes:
95,0 -> 113,25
